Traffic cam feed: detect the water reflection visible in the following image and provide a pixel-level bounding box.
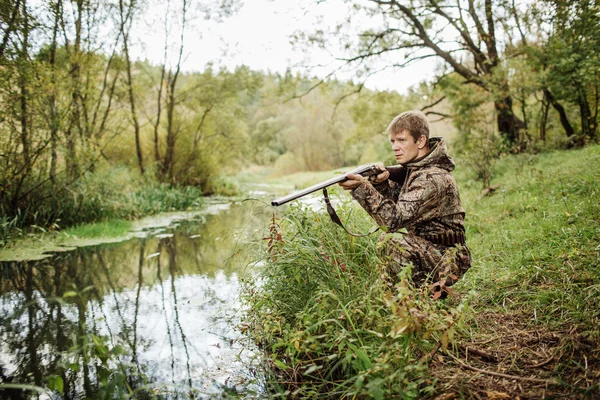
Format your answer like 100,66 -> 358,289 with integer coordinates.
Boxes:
0,201 -> 269,399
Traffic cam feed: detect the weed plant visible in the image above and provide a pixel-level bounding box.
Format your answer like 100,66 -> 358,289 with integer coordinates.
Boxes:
242,201 -> 469,399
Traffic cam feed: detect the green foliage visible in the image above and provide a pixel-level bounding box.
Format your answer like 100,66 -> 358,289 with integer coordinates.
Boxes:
162,66 -> 264,186
0,166 -> 203,243
248,75 -> 355,172
439,74 -> 503,188
242,201 -> 469,398
459,144 -> 600,333
243,143 -> 600,397
246,73 -> 410,172
542,0 -> 600,143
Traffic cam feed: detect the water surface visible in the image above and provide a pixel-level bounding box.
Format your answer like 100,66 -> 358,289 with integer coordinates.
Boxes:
0,200 -> 271,399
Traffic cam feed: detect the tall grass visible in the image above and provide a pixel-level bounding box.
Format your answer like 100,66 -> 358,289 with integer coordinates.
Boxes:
242,202 -> 469,398
1,167 -> 205,245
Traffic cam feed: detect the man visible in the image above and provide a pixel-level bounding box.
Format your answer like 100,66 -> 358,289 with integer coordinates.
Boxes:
339,110 -> 471,294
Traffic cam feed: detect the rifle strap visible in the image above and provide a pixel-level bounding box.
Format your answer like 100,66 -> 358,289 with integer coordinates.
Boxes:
322,188 -> 379,237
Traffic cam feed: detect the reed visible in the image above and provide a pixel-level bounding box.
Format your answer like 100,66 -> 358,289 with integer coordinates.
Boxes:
242,202 -> 467,398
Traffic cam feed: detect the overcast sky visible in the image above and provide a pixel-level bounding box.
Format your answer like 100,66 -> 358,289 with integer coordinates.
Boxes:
130,0 -> 439,94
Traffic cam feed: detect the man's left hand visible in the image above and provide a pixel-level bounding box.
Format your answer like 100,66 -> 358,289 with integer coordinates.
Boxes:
338,173 -> 364,191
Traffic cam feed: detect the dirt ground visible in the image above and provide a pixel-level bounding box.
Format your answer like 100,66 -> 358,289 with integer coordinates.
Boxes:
428,311 -> 600,399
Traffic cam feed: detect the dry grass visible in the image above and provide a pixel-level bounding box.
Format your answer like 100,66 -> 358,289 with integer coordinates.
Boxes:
429,308 -> 600,399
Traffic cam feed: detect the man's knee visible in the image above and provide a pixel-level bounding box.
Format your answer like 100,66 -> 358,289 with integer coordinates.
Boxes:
379,233 -> 437,283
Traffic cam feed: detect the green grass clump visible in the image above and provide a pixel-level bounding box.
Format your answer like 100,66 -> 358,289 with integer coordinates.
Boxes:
64,219 -> 133,239
242,202 -> 469,399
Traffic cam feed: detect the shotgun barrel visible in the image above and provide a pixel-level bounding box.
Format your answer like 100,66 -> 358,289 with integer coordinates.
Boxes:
271,164 -> 404,207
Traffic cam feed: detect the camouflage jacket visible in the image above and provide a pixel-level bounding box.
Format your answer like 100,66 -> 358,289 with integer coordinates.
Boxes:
351,137 -> 466,239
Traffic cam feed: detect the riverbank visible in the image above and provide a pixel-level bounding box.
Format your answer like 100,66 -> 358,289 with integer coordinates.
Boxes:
242,144 -> 600,398
0,165 -> 228,249
0,204 -> 234,262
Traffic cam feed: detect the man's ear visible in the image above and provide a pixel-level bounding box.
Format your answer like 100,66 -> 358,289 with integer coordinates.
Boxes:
417,135 -> 427,149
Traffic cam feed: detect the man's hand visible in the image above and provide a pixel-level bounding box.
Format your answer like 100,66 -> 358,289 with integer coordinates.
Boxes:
338,163 -> 390,191
369,162 -> 390,184
338,173 -> 364,191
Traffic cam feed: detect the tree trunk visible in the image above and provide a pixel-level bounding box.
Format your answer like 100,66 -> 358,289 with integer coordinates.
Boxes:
154,64 -> 165,171
161,0 -> 187,183
0,0 -> 21,61
163,70 -> 176,181
65,0 -> 84,180
543,89 -> 575,141
120,0 -> 144,174
19,0 -> 30,174
494,97 -> 523,146
49,0 -> 61,185
539,96 -> 550,142
578,86 -> 596,142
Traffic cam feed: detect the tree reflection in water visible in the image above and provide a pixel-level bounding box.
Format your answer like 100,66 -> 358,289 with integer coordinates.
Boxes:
0,202 -> 267,399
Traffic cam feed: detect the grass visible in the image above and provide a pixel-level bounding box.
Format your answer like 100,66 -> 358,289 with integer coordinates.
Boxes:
64,219 -> 133,239
242,144 -> 600,398
242,206 -> 463,398
0,166 -> 205,248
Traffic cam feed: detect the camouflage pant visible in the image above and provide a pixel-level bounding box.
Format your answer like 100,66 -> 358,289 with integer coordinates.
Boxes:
378,232 -> 471,288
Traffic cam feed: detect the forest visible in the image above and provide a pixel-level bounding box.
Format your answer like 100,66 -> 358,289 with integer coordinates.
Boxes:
1,0 -> 597,235
1,0 -> 599,398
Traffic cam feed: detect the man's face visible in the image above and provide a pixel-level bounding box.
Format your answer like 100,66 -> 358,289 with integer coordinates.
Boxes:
389,129 -> 425,164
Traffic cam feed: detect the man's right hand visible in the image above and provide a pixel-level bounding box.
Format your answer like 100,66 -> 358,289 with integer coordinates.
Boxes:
339,163 -> 390,191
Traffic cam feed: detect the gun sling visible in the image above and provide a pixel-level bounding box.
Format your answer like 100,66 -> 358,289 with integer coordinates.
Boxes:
322,188 -> 379,237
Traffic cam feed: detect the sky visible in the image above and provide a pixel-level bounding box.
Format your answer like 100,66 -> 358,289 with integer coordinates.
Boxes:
130,0 -> 439,94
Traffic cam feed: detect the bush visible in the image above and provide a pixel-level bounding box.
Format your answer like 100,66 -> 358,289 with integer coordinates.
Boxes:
0,166 -> 204,240
242,200 -> 469,398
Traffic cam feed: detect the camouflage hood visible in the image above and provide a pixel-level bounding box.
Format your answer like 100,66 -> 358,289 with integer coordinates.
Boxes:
402,137 -> 455,172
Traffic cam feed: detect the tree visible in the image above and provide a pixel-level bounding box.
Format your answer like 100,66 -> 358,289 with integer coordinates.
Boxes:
538,0 -> 599,145
302,0 -> 529,147
151,0 -> 241,183
119,0 -> 145,174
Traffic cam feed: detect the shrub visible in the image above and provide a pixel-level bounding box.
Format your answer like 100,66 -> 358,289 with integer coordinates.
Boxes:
242,200 -> 469,398
0,166 -> 205,242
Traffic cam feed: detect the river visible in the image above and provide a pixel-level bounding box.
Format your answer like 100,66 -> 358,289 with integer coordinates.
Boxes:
0,199 -> 273,399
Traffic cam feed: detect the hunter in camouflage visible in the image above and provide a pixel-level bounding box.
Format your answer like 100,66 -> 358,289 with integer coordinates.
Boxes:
339,110 -> 471,293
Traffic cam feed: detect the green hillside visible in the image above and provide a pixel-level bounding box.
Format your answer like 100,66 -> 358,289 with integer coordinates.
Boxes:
243,145 -> 600,398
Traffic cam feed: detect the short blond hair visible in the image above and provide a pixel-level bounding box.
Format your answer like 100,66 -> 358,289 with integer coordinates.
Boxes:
387,110 -> 430,141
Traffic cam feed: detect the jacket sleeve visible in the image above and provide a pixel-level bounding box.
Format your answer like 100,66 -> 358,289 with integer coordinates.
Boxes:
350,174 -> 439,231
370,180 -> 398,201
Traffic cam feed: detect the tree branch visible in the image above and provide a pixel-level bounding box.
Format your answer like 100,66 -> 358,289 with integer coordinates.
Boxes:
0,0 -> 21,61
371,0 -> 484,87
421,96 -> 446,110
427,0 -> 488,72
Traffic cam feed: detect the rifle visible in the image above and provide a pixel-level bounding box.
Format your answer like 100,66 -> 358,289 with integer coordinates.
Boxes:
271,164 -> 405,207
